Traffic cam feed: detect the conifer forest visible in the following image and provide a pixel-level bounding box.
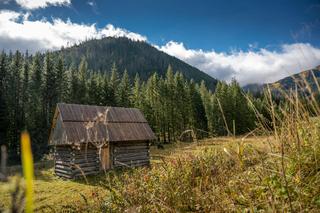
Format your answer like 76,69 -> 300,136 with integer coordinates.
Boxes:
0,50 -> 260,164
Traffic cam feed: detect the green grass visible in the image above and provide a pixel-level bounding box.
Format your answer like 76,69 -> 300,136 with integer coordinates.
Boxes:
0,168 -> 108,211
0,138 -> 276,211
0,136 -> 272,212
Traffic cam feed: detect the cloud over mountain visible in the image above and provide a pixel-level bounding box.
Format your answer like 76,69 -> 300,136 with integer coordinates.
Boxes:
158,41 -> 320,85
0,10 -> 147,52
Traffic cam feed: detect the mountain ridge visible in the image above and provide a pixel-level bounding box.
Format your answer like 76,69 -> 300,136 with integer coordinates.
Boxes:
57,37 -> 218,89
243,65 -> 320,94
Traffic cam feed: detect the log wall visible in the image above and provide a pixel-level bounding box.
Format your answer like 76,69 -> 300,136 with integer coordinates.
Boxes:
54,145 -> 100,179
54,141 -> 150,179
111,141 -> 150,168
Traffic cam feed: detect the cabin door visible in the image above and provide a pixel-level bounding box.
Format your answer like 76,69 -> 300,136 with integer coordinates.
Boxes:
100,144 -> 110,171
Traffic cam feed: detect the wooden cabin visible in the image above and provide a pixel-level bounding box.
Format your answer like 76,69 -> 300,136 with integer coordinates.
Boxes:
48,103 -> 156,179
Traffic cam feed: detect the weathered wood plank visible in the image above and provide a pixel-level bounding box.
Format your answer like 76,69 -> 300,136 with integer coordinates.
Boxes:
55,150 -> 72,154
73,159 -> 99,164
73,151 -> 97,155
54,155 -> 72,158
71,162 -> 98,168
114,150 -> 148,155
56,151 -> 72,155
55,147 -> 72,151
114,147 -> 148,152
73,155 -> 98,160
73,156 -> 98,160
115,152 -> 149,158
55,172 -> 73,179
55,158 -> 72,162
55,160 -> 72,165
55,168 -> 73,175
54,153 -> 72,157
114,142 -> 148,147
114,155 -> 149,162
55,154 -> 72,159
114,145 -> 148,151
55,164 -> 72,170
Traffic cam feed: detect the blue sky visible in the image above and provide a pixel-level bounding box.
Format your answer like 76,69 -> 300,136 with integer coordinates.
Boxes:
0,0 -> 320,85
2,0 -> 320,51
80,0 -> 320,51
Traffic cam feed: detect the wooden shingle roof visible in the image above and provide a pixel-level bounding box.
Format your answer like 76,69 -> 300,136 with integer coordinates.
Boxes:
49,103 -> 156,145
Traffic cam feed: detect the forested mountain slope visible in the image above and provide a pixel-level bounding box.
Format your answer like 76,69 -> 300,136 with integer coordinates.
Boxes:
272,65 -> 320,92
243,65 -> 320,94
57,37 -> 218,89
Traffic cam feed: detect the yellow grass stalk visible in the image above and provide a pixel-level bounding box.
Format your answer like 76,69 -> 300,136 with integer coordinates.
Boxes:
21,131 -> 34,213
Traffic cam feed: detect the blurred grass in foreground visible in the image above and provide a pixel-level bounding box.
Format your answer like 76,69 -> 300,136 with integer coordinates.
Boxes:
21,131 -> 34,213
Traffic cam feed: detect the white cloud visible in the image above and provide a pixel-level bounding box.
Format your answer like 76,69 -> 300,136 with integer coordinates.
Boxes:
158,41 -> 320,85
15,0 -> 71,10
0,10 -> 147,52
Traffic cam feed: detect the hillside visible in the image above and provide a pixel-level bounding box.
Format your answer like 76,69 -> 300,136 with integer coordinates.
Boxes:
243,65 -> 320,94
273,65 -> 320,92
58,37 -> 218,89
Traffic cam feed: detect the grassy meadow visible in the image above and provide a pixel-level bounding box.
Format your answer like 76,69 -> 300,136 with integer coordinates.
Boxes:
1,131 -> 319,212
0,136 -> 271,212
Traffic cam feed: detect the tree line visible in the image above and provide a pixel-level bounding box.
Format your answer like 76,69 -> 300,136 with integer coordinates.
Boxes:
0,51 -> 259,164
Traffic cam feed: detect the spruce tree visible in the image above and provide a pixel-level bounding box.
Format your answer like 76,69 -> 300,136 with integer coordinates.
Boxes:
188,80 -> 207,132
21,54 -> 30,128
211,82 -> 227,135
229,79 -> 255,134
77,57 -> 88,104
0,52 -> 8,147
109,62 -> 119,106
144,73 -> 159,139
69,64 -> 79,103
88,73 -> 103,105
117,69 -> 131,107
199,80 -> 214,134
55,54 -> 68,102
132,73 -> 142,108
102,74 -> 113,106
165,66 -> 175,142
43,52 -> 57,126
174,72 -> 186,133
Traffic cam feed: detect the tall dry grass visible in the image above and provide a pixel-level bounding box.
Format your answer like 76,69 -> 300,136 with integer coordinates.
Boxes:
90,79 -> 320,212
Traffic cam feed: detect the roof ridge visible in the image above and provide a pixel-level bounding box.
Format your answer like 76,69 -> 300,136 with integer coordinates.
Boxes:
61,120 -> 148,123
57,103 -> 139,110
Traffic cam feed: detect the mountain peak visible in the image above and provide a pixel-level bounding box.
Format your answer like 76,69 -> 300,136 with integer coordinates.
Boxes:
59,37 -> 218,89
